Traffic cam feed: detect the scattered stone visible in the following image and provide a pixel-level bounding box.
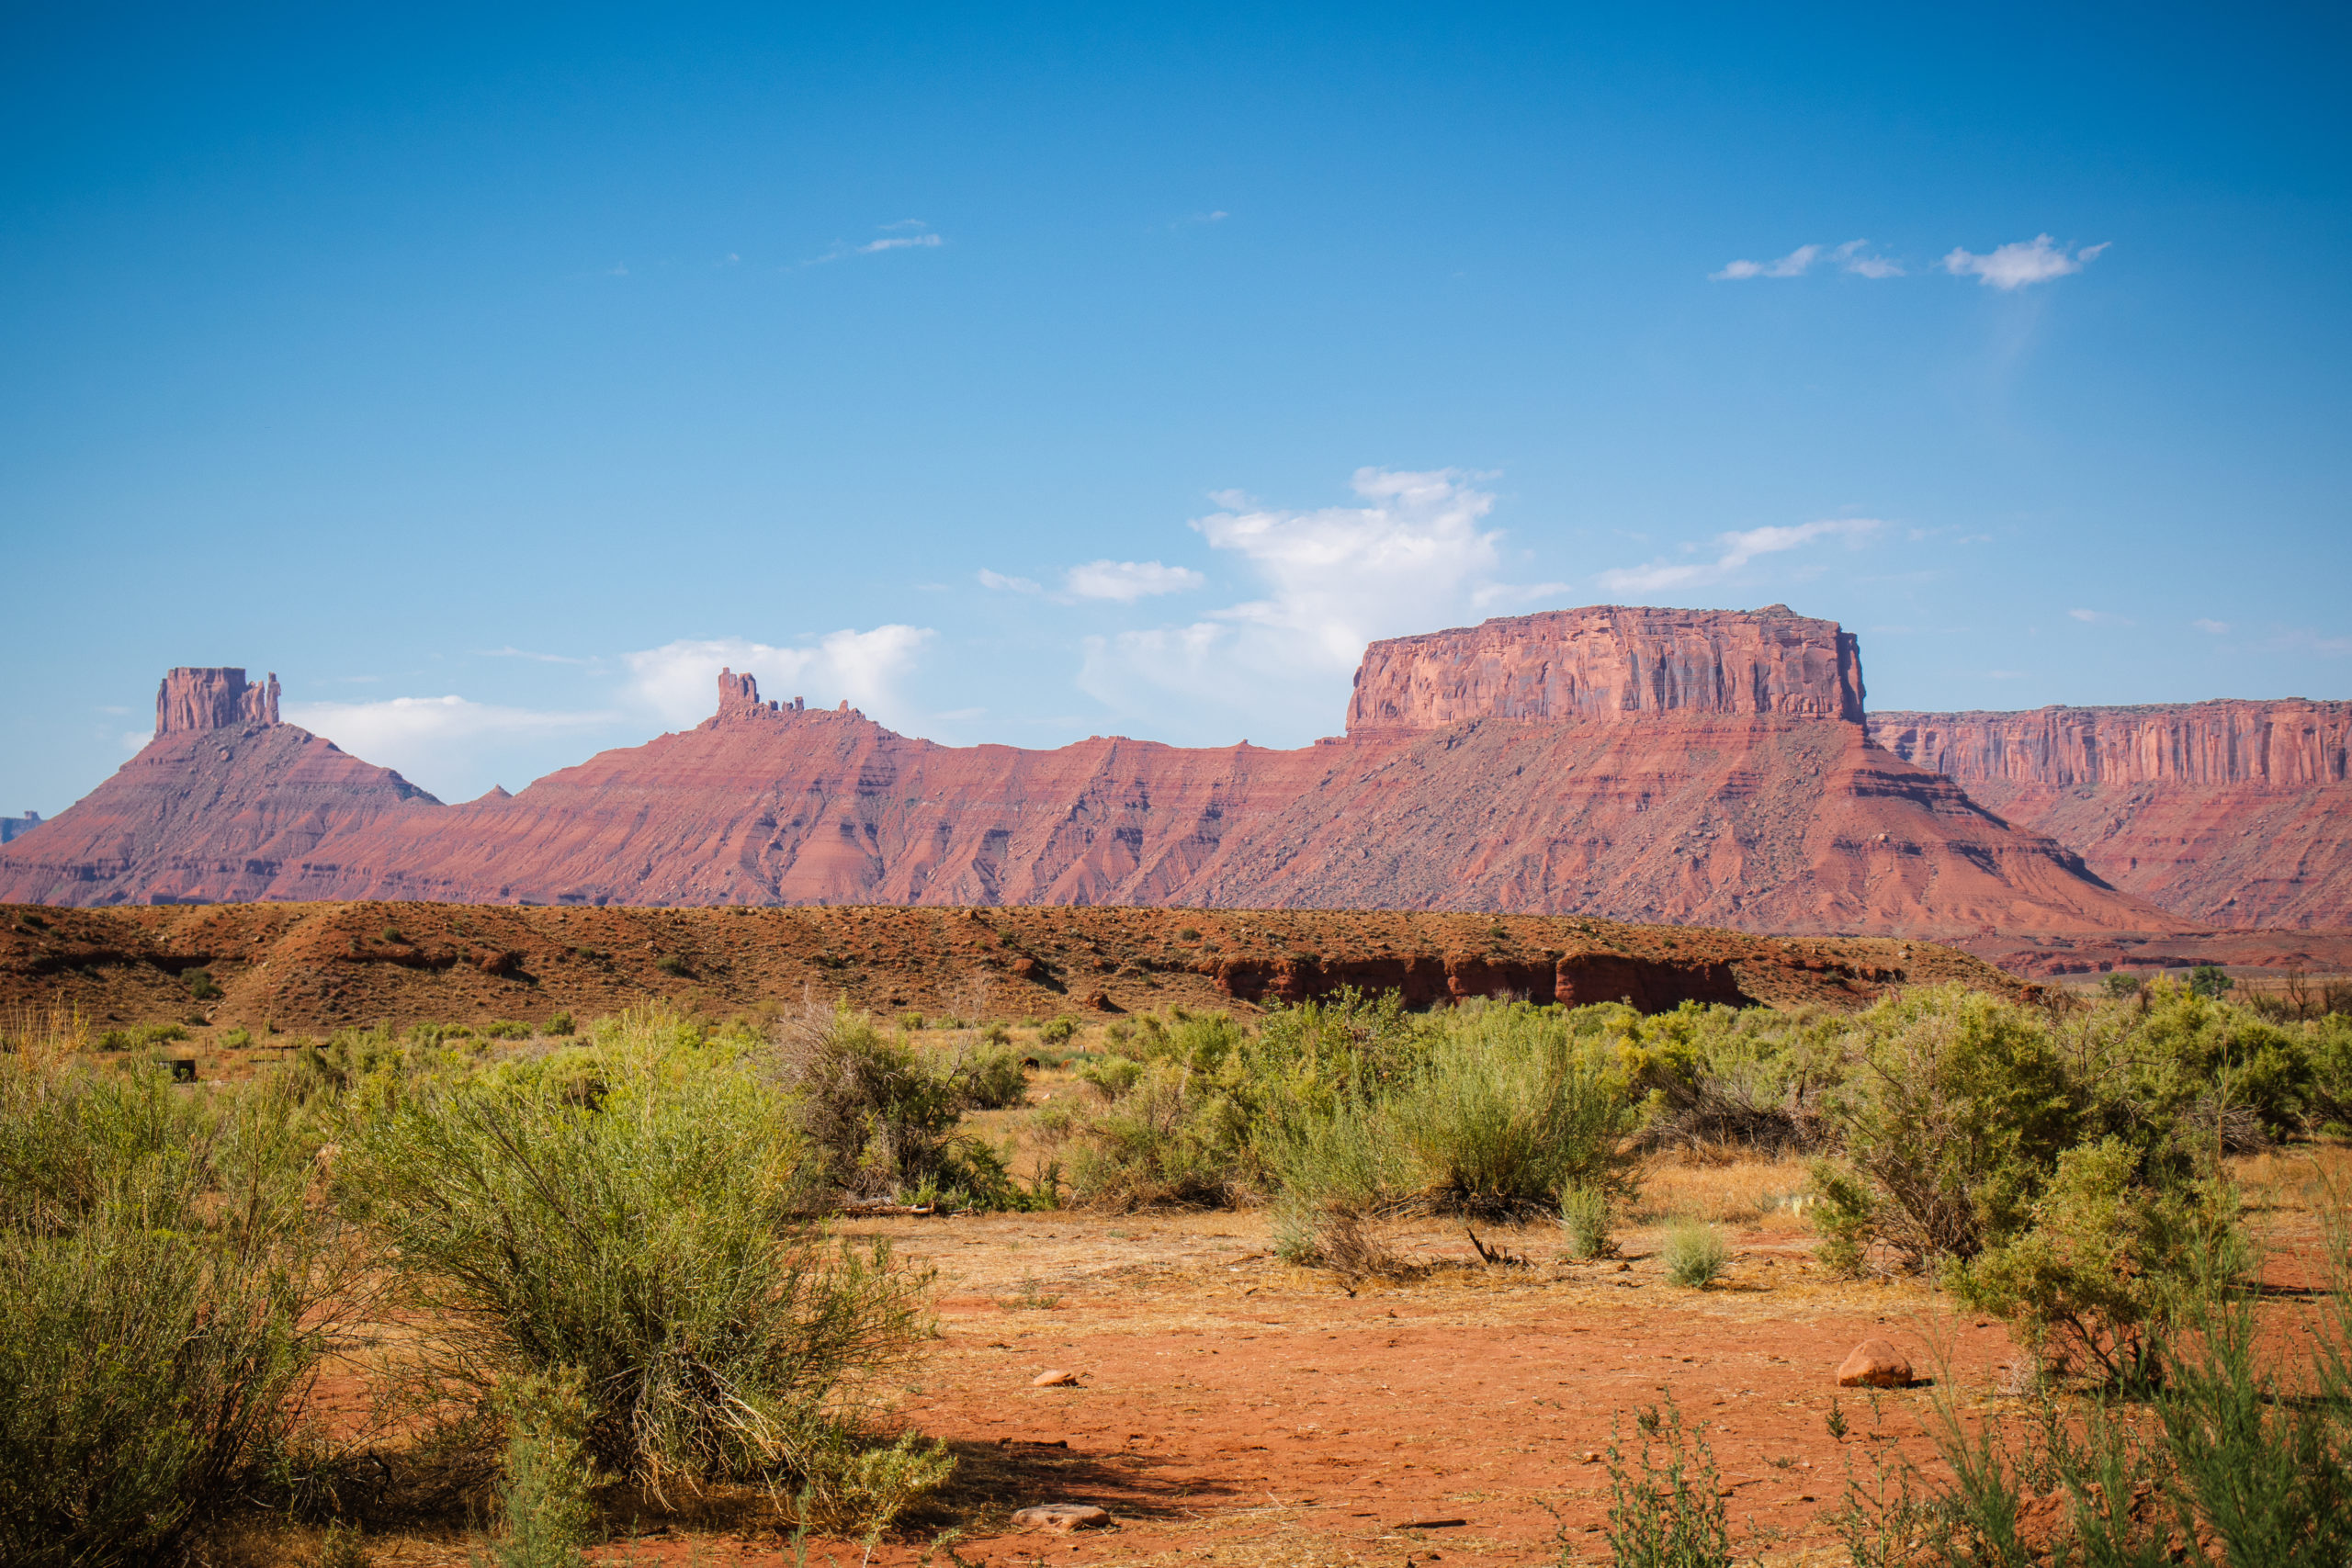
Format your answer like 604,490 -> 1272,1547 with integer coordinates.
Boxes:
1012,1504 -> 1111,1532
1837,1338 -> 1914,1388
1032,1368 -> 1082,1387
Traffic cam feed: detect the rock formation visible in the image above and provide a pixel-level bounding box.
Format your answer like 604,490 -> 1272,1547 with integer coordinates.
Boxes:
1869,701 -> 2352,928
155,667 -> 279,736
1348,604 -> 1866,729
0,620 -> 2210,946
0,668 -> 439,907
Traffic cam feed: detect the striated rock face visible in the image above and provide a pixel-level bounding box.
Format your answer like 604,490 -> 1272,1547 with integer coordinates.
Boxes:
1869,702 -> 2352,928
0,610 -> 2186,942
0,715 -> 438,908
156,668 -> 279,736
1348,604 -> 1865,731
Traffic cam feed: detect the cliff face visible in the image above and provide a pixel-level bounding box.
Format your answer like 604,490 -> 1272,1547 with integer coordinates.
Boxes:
1868,701 -> 2352,928
0,630 -> 2188,942
155,667 -> 280,736
0,671 -> 438,907
1348,604 -> 1865,731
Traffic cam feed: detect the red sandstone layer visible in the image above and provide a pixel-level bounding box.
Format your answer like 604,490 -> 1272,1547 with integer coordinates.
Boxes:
1347,604 -> 1865,731
1868,701 -> 2352,928
2,630 -> 2180,940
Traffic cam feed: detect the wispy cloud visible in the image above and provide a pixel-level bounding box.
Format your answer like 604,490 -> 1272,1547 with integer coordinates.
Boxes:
282,696 -> 614,788
2068,608 -> 2134,626
1077,468 -> 1559,738
1598,518 -> 1883,594
1064,560 -> 1205,602
809,220 -> 944,265
978,569 -> 1043,594
2192,618 -> 2231,636
476,645 -> 601,668
1943,234 -> 2109,289
1711,239 -> 1901,281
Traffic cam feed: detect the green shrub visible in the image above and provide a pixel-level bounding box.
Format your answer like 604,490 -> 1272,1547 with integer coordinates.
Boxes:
335,1015 -> 936,1492
489,1368 -> 596,1568
776,1005 -> 1021,1206
1038,1017 -> 1078,1047
653,953 -> 689,977
1594,1400 -> 1732,1568
1560,1183 -> 1613,1259
2188,964 -> 2234,999
0,1062 -> 346,1568
545,1011 -> 575,1037
1661,1220 -> 1728,1289
1066,1057 -> 1257,1211
960,1043 -> 1029,1111
1928,1213 -> 2352,1563
1385,1009 -> 1630,1218
219,1025 -> 254,1049
2100,971 -> 2143,998
481,1020 -> 532,1041
1810,985 -> 2082,1273
93,1021 -> 188,1053
1954,1138 -> 2241,1386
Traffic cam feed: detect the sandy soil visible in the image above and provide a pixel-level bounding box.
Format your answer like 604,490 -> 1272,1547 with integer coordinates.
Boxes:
275,1123 -> 2345,1568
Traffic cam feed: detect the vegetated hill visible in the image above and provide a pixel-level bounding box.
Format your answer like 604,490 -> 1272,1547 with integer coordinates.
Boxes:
0,899 -> 2020,1033
0,607 -> 2199,947
1869,700 -> 2352,929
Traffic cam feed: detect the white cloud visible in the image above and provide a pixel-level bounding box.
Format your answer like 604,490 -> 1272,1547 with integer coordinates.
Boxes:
2192,618 -> 2231,636
978,569 -> 1043,593
1598,518 -> 1883,595
1712,243 -> 1820,281
1064,559 -> 1205,601
477,645 -> 600,667
809,220 -> 945,265
1711,239 -> 1900,281
1943,234 -> 2109,289
620,626 -> 934,729
282,696 -> 613,789
2068,608 -> 2134,626
1831,239 -> 1904,278
1077,468 -> 1544,738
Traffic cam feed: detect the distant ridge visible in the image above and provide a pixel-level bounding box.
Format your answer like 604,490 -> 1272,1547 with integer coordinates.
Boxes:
2,608 -> 2336,946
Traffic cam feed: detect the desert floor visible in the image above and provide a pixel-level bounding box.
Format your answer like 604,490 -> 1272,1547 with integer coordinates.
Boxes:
265,1120 -> 2346,1568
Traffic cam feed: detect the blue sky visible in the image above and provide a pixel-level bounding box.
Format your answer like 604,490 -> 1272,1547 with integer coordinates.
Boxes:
4,3 -> 2346,811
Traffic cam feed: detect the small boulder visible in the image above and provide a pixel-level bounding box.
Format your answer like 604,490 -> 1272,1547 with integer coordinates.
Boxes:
1031,1368 -> 1081,1387
1837,1338 -> 1914,1388
1012,1504 -> 1111,1532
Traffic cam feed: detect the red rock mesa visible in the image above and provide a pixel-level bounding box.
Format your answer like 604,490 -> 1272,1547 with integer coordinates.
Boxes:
1869,701 -> 2352,929
3,609 -> 2331,944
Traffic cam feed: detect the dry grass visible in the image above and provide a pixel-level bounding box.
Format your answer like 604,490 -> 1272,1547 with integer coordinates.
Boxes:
1632,1151 -> 1817,1228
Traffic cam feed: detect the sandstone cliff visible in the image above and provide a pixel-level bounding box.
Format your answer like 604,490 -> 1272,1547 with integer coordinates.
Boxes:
156,666 -> 280,735
1348,604 -> 1865,730
1869,701 -> 2352,928
0,626 -> 2191,944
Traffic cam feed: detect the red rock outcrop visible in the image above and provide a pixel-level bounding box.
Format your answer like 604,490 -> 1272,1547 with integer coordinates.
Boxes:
1348,604 -> 1865,730
0,670 -> 438,907
1869,701 -> 2352,928
0,625 -> 2193,943
155,667 -> 279,735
